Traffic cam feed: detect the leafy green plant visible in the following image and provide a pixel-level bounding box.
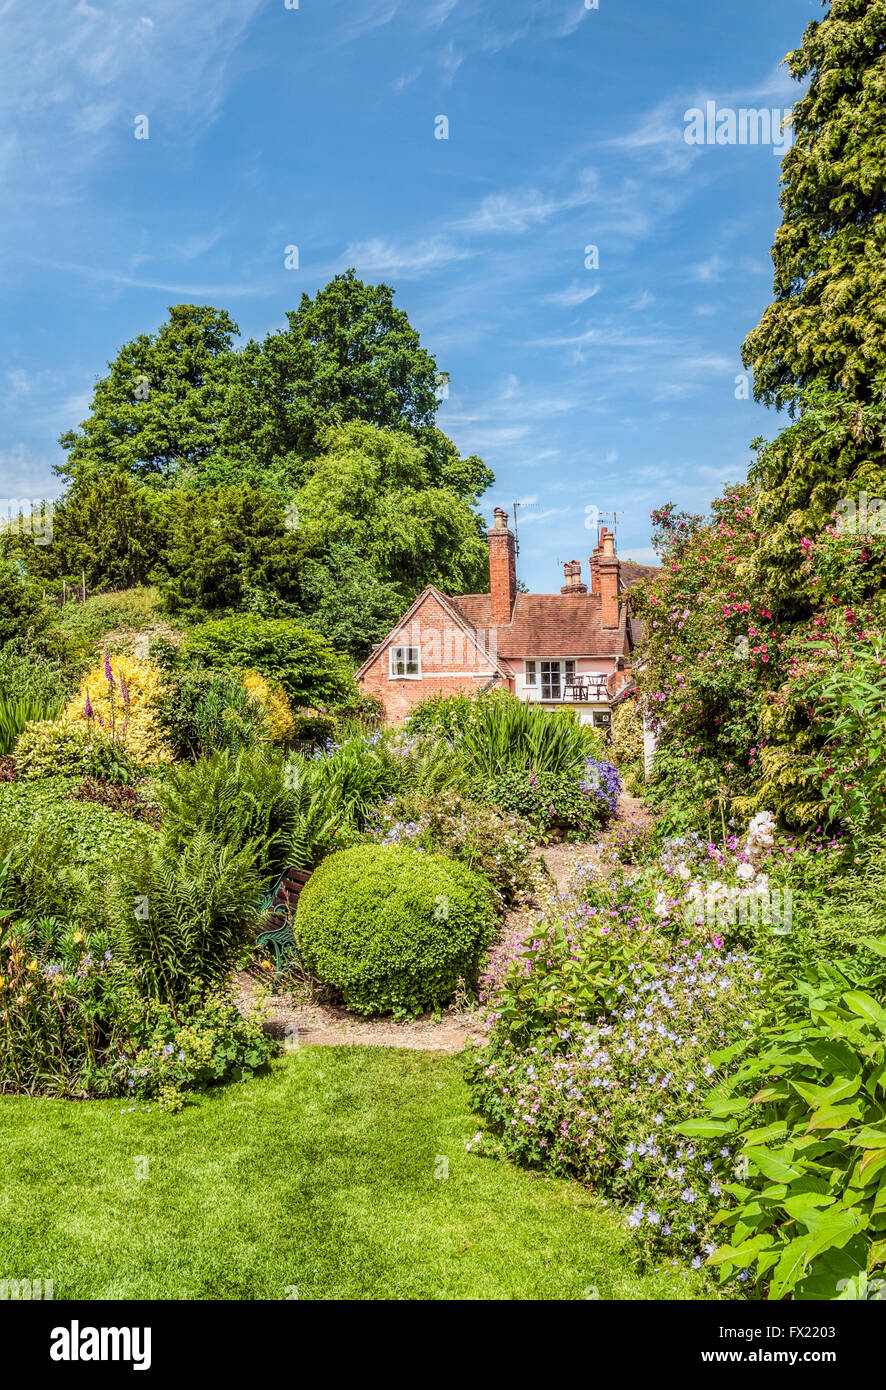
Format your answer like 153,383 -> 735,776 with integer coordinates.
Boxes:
274,756 -> 341,870
469,940 -> 758,1277
158,668 -> 271,758
183,614 -> 351,706
366,788 -> 542,906
0,648 -> 70,705
0,696 -> 65,755
117,992 -> 275,1106
156,747 -> 301,884
457,692 -> 603,779
0,913 -> 273,1101
804,623 -> 886,840
114,829 -> 261,1012
13,719 -> 141,783
0,779 -> 153,926
405,691 -> 479,742
295,843 -> 496,1017
610,697 -> 645,793
304,733 -> 403,829
702,961 -> 886,1299
481,761 -> 619,836
0,914 -> 137,1097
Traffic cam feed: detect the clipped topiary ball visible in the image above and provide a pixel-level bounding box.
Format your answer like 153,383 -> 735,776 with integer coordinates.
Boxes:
295,844 -> 496,1017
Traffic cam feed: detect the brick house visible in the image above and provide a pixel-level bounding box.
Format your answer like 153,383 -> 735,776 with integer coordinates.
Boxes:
356,507 -> 656,726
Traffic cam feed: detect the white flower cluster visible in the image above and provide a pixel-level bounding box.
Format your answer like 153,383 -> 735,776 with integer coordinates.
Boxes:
682,813 -> 775,929
745,810 -> 775,860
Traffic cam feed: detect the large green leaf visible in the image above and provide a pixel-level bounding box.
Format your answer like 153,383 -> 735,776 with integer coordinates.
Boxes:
843,991 -> 886,1030
673,1117 -> 736,1138
807,1099 -> 865,1132
746,1148 -> 805,1183
792,1074 -> 861,1108
783,1191 -> 835,1220
770,1234 -> 812,1299
707,1233 -> 774,1268
803,1207 -> 867,1264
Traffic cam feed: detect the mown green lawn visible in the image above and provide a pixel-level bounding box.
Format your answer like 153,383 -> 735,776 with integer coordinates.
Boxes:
0,1048 -> 710,1301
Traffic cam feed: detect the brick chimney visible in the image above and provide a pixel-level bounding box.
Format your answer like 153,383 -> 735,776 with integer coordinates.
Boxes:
560,560 -> 587,595
589,545 -> 601,595
596,527 -> 621,629
488,507 -> 516,625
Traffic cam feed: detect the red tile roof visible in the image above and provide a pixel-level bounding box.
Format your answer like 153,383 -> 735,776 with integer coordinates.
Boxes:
451,591 -> 628,658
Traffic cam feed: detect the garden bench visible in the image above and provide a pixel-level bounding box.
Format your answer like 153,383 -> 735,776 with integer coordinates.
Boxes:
256,867 -> 312,978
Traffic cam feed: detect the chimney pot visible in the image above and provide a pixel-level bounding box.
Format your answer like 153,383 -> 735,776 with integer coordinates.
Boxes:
561,560 -> 587,596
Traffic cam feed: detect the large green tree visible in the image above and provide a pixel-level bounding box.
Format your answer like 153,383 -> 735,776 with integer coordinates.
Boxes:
21,474 -> 166,591
158,486 -> 301,619
292,422 -> 489,597
0,556 -> 64,656
270,270 -> 440,456
217,270 -> 486,490
740,1 -> 886,619
59,305 -> 238,487
57,273 -> 492,505
742,0 -> 886,408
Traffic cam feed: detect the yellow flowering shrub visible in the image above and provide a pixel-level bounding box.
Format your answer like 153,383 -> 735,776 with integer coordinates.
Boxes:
64,653 -> 173,766
240,670 -> 295,741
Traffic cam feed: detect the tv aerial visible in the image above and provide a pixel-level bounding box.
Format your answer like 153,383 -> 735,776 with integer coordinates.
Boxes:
512,499 -> 541,556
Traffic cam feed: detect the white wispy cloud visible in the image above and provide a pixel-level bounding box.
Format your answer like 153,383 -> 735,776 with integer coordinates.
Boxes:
29,259 -> 276,299
439,40 -> 464,81
0,444 -> 62,499
393,67 -> 423,92
691,255 -> 729,283
331,0 -> 402,45
612,63 -> 806,174
454,168 -> 600,235
423,0 -> 459,24
343,236 -> 474,276
0,0 -> 265,229
515,505 -> 571,526
173,229 -> 227,262
554,4 -> 590,39
543,282 -> 601,308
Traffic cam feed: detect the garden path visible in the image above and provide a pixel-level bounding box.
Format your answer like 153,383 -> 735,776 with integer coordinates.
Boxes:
234,794 -> 648,1052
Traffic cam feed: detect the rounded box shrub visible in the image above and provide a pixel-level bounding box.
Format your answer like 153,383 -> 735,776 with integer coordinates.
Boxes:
295,844 -> 497,1017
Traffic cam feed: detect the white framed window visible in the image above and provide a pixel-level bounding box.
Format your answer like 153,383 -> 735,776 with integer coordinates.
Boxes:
389,645 -> 421,679
525,659 -> 575,700
540,659 -> 575,701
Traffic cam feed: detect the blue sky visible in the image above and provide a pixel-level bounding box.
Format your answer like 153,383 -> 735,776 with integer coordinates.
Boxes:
1,0 -> 816,590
